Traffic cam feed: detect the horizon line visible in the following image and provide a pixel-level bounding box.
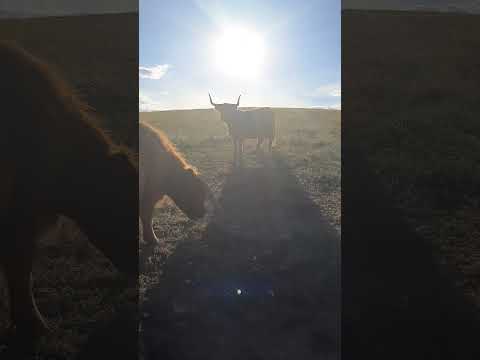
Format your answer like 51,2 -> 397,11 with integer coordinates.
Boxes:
140,106 -> 341,112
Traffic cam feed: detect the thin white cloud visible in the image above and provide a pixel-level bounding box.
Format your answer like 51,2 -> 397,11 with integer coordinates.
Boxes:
139,92 -> 165,112
139,64 -> 170,80
309,83 -> 341,98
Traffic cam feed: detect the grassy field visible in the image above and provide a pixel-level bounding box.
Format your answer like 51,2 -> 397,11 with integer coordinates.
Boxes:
140,108 -> 341,233
0,13 -> 137,359
343,9 -> 480,341
139,108 -> 341,359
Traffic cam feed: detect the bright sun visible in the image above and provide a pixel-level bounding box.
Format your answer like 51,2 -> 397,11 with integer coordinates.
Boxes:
213,27 -> 266,79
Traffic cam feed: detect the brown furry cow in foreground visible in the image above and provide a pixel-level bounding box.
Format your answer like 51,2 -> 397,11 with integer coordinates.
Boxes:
0,41 -> 138,355
139,121 -> 210,248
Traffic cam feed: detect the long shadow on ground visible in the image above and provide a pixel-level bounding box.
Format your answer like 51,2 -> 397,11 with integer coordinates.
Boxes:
342,145 -> 480,359
142,155 -> 340,360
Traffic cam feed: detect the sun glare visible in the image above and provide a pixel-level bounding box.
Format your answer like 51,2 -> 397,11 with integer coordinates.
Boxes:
213,27 -> 266,79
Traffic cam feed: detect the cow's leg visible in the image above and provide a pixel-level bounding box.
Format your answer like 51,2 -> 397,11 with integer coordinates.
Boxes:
139,193 -> 161,268
268,137 -> 273,152
256,137 -> 264,153
140,194 -> 159,246
3,219 -> 49,355
232,137 -> 238,167
239,139 -> 244,167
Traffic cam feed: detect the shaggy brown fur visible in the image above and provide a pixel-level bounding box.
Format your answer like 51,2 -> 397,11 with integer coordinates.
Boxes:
0,41 -> 138,355
139,121 -> 207,247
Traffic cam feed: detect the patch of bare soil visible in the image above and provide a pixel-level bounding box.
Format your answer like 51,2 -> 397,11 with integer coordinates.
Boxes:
141,154 -> 340,360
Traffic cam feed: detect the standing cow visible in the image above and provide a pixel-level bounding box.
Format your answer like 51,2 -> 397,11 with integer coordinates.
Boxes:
209,94 -> 275,166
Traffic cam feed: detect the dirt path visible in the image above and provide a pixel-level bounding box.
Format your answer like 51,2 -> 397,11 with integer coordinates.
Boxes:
141,155 -> 340,360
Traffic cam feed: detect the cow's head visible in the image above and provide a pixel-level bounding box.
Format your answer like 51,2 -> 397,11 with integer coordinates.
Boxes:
168,167 -> 208,220
209,93 -> 241,127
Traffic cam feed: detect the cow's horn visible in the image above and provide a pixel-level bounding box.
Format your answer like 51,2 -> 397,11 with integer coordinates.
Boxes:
236,94 -> 241,106
209,93 -> 216,106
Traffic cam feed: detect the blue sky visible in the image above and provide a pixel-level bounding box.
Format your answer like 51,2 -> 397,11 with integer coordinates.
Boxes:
140,0 -> 340,110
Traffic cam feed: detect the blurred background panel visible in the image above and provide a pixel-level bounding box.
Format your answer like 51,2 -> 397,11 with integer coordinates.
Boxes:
0,0 -> 138,148
342,4 -> 480,360
0,2 -> 138,359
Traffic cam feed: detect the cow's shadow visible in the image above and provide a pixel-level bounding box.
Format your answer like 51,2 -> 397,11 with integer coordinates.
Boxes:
142,155 -> 340,360
75,303 -> 138,360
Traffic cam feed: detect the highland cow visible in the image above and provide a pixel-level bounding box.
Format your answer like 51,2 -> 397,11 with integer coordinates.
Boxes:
139,121 -> 210,247
209,93 -> 275,166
